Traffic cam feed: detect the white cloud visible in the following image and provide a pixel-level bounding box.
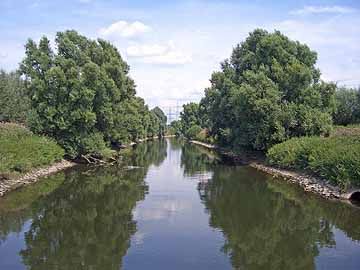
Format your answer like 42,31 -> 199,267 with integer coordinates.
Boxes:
142,50 -> 192,65
127,44 -> 169,57
127,41 -> 192,65
268,16 -> 360,84
290,5 -> 357,15
99,20 -> 151,38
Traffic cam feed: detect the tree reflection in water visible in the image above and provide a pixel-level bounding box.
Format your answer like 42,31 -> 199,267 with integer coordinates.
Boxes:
1,139 -> 360,270
194,164 -> 360,269
180,143 -> 221,176
0,139 -> 168,270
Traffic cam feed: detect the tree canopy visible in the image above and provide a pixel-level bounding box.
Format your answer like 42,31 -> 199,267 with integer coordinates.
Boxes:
151,106 -> 167,137
199,29 -> 336,150
20,30 -> 163,158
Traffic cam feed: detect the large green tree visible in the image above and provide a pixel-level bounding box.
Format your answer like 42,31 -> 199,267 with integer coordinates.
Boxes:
0,70 -> 30,123
180,102 -> 204,136
151,106 -> 167,137
21,30 -> 156,158
201,29 -> 336,150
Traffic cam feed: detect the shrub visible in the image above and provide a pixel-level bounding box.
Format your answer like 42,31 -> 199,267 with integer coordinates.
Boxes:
267,136 -> 360,189
186,125 -> 203,140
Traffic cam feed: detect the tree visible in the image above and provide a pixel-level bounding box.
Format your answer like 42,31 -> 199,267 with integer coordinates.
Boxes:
201,29 -> 335,150
333,87 -> 360,126
0,70 -> 30,123
20,30 -> 153,158
169,120 -> 182,136
151,106 -> 167,137
180,102 -> 203,135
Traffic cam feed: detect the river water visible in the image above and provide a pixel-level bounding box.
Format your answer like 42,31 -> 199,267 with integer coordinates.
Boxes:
0,138 -> 359,270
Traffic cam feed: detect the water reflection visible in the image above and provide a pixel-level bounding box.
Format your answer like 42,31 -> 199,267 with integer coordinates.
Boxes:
180,143 -> 221,176
0,139 -> 360,270
197,166 -> 360,270
0,139 -> 168,270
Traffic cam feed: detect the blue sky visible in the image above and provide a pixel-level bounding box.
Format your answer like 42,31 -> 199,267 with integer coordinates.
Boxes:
1,0 -> 359,108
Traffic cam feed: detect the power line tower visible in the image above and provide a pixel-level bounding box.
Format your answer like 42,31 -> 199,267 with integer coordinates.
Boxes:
164,104 -> 182,124
159,97 -> 201,124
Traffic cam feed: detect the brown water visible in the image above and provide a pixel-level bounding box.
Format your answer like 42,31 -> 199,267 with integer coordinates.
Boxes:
0,138 -> 359,270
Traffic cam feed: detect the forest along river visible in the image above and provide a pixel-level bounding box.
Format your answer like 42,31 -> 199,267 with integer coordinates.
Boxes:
0,138 -> 360,270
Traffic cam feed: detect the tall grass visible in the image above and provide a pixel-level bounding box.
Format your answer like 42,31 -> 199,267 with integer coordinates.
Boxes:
0,123 -> 64,177
267,136 -> 360,190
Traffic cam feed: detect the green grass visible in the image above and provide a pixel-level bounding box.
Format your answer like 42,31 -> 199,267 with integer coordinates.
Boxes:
267,136 -> 360,190
0,123 -> 64,178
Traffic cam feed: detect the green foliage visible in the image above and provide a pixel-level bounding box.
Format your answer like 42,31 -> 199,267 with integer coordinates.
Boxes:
267,136 -> 360,189
0,123 -> 64,177
0,70 -> 30,123
20,30 -> 156,158
168,120 -> 182,136
151,106 -> 167,137
180,102 -> 204,136
333,87 -> 360,126
201,29 -> 336,150
185,124 -> 202,140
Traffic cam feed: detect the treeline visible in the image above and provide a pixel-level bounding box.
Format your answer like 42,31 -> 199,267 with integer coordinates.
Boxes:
0,30 -> 167,159
175,29 -> 359,150
333,87 -> 360,126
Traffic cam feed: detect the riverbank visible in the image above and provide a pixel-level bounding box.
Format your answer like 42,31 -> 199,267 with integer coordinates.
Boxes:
189,140 -> 359,202
0,123 -> 65,177
0,159 -> 75,197
0,123 -> 75,197
0,131 -> 173,197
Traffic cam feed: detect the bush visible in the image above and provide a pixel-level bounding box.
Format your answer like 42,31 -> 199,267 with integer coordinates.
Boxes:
186,125 -> 203,140
267,136 -> 360,189
0,123 -> 64,177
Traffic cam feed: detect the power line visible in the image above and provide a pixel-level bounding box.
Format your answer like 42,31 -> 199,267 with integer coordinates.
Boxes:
160,97 -> 199,124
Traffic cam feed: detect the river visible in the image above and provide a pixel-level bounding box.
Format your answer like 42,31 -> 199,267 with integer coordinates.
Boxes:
0,138 -> 359,270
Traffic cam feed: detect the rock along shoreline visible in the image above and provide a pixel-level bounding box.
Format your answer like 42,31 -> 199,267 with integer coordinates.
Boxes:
189,140 -> 358,202
0,160 -> 76,197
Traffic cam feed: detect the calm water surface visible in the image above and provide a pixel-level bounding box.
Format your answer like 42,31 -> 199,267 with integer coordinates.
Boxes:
0,139 -> 360,270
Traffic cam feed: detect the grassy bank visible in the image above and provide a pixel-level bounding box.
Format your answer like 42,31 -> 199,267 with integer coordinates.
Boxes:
267,136 -> 360,190
0,123 -> 64,178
